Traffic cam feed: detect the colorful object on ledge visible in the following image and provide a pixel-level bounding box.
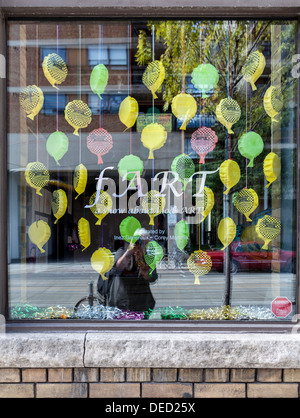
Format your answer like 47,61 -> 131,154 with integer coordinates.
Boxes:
73,163 -> 88,199
238,131 -> 264,167
19,85 -> 44,121
78,217 -> 91,251
174,219 -> 190,252
65,100 -> 92,136
171,154 -> 195,191
91,247 -> 114,280
144,240 -> 164,276
25,162 -> 50,196
90,64 -> 109,99
159,306 -> 188,320
219,159 -> 241,195
191,63 -> 219,98
42,53 -> 68,89
191,127 -> 218,164
28,220 -> 51,254
89,190 -> 112,225
119,96 -> 139,131
263,86 -> 283,122
171,93 -> 197,130
119,216 -> 142,244
217,217 -> 236,250
216,97 -> 241,134
234,188 -> 258,222
87,128 -> 113,165
187,250 -> 212,285
196,186 -> 214,223
46,131 -> 69,165
141,123 -> 167,159
118,154 -> 144,183
142,60 -> 165,99
51,189 -> 67,224
255,215 -> 281,250
141,190 -> 166,226
263,152 -> 281,188
242,50 -> 266,91
116,310 -> 145,320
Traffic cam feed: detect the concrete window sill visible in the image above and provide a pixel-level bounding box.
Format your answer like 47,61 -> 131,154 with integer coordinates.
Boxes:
0,332 -> 300,369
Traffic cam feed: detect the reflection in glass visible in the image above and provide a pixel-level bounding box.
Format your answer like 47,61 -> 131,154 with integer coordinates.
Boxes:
7,20 -> 298,321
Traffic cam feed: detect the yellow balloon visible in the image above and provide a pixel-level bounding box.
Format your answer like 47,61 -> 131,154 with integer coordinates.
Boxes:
25,162 -> 50,196
73,164 -> 88,199
216,97 -> 241,134
78,217 -> 91,251
91,247 -> 114,280
102,247 -> 115,271
263,152 -> 281,188
65,100 -> 92,136
119,96 -> 139,131
219,159 -> 241,195
28,220 -> 51,254
187,250 -> 212,285
196,186 -> 214,223
142,60 -> 165,99
171,93 -> 197,130
51,189 -> 67,224
218,217 -> 236,250
42,53 -> 68,90
141,123 -> 167,159
242,50 -> 266,91
255,215 -> 281,250
141,190 -> 166,226
234,188 -> 258,222
19,85 -> 44,120
89,191 -> 112,225
263,86 -> 283,122
241,225 -> 263,243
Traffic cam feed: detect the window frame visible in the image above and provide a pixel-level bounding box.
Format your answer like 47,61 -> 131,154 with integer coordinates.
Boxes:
1,3 -> 300,332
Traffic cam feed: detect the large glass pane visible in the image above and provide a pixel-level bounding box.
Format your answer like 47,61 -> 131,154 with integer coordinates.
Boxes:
7,20 -> 298,321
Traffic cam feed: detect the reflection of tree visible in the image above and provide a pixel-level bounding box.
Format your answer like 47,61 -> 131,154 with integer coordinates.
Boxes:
136,20 -> 297,200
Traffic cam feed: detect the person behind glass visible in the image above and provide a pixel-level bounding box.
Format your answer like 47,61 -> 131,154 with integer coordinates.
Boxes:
99,228 -> 157,313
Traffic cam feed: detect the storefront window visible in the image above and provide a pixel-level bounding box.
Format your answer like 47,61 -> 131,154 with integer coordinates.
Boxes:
7,19 -> 298,321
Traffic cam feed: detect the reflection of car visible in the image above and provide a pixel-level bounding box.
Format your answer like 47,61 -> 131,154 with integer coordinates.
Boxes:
206,241 -> 296,274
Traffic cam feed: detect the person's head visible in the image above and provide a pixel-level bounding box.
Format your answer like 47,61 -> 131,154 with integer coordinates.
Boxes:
134,228 -> 150,249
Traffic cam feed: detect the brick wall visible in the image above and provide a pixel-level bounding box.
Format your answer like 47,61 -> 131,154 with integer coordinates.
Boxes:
0,367 -> 299,398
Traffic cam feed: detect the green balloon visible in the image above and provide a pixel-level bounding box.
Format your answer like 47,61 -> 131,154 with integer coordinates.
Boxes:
46,131 -> 69,165
90,64 -> 109,99
238,131 -> 264,167
174,219 -> 190,252
191,64 -> 219,98
144,241 -> 164,275
171,154 -> 195,191
118,155 -> 144,182
119,216 -> 142,244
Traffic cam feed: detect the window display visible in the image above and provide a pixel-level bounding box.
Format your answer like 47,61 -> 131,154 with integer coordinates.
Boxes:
7,19 -> 298,321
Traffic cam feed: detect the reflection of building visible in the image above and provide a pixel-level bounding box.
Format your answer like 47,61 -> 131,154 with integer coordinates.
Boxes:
8,22 -> 183,267
8,23 -> 133,263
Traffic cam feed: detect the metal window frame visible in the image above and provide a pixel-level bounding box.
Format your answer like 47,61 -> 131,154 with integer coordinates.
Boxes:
0,1 -> 300,332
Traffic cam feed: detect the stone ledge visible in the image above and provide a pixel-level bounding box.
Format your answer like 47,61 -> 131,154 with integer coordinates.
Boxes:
0,333 -> 85,368
0,332 -> 300,369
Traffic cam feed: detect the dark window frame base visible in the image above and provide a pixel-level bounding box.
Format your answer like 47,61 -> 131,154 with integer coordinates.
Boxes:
5,319 -> 298,333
